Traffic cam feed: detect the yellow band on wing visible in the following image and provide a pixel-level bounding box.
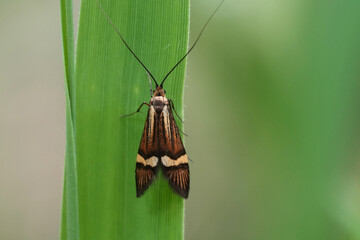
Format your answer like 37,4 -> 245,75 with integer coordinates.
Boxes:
136,154 -> 158,167
161,154 -> 188,167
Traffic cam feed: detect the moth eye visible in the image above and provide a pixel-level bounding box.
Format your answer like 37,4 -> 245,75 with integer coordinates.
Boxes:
164,90 -> 166,94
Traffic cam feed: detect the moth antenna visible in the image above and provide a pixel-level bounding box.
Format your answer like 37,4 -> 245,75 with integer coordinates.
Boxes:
96,1 -> 159,86
146,72 -> 153,96
160,0 -> 224,87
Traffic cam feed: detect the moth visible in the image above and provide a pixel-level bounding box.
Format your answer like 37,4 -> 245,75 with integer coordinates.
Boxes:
98,1 -> 223,198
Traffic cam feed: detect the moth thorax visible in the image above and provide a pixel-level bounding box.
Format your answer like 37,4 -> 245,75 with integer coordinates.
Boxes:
152,96 -> 168,113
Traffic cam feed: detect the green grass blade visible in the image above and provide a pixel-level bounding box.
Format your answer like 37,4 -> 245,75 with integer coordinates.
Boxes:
61,0 -> 190,239
60,0 -> 79,239
60,0 -> 76,106
61,97 -> 79,240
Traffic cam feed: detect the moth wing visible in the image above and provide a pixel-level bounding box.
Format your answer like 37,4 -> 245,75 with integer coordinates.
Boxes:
136,105 -> 159,197
158,104 -> 190,198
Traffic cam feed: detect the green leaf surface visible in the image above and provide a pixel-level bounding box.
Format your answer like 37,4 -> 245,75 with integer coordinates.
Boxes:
61,0 -> 189,239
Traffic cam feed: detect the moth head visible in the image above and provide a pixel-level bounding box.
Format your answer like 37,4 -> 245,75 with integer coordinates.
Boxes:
153,86 -> 166,97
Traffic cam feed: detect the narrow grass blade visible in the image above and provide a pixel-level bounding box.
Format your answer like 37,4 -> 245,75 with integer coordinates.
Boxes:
60,0 -> 79,239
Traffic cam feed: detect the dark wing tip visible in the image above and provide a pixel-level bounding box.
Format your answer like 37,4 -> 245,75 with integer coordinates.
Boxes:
135,163 -> 158,198
162,163 -> 190,199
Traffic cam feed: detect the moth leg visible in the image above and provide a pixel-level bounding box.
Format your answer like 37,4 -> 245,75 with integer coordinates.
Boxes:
168,99 -> 188,137
119,102 -> 150,118
169,99 -> 184,123
178,128 -> 188,137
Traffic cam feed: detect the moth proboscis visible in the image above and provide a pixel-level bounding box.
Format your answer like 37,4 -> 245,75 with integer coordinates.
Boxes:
97,0 -> 224,198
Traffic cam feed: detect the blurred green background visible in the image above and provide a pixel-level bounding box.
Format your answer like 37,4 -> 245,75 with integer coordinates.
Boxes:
1,0 -> 360,239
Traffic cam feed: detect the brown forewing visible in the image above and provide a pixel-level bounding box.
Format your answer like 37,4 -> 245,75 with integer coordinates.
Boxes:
136,106 -> 158,197
158,105 -> 190,198
138,106 -> 158,159
158,105 -> 186,158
